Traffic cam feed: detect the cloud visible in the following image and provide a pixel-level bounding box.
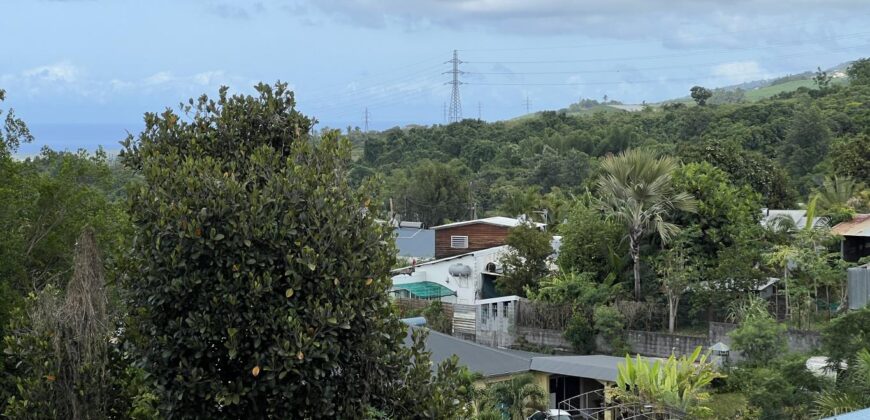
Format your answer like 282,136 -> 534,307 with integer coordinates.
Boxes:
23,61 -> 80,83
144,71 -> 174,86
301,0 -> 870,43
193,70 -> 227,85
712,60 -> 771,84
208,1 -> 266,19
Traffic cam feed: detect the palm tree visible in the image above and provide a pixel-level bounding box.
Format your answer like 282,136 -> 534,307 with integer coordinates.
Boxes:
486,373 -> 547,420
816,175 -> 864,210
597,149 -> 697,301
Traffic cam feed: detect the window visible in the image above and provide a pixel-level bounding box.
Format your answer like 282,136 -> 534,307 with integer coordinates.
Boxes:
492,303 -> 498,317
450,235 -> 469,249
503,301 -> 510,317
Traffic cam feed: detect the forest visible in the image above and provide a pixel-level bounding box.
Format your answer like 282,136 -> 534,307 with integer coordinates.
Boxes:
0,58 -> 868,418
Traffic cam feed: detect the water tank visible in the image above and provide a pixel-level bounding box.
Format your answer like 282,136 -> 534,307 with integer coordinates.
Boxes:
848,265 -> 870,310
449,263 -> 472,277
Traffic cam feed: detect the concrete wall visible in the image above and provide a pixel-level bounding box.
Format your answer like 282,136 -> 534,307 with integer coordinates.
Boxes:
517,326 -> 574,352
709,322 -> 821,362
624,330 -> 708,358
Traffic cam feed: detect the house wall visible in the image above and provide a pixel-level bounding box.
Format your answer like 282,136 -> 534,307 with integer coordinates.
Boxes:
435,223 -> 511,258
476,296 -> 521,348
391,247 -> 508,305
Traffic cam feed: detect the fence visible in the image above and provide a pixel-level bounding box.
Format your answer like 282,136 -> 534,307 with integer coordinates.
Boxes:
515,300 -> 574,330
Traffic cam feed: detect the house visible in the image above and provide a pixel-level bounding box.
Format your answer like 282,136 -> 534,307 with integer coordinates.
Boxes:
832,214 -> 870,262
390,245 -> 509,305
433,216 -> 545,259
406,326 -> 654,415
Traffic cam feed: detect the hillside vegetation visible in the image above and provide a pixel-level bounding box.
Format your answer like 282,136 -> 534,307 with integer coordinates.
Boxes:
354,64 -> 870,226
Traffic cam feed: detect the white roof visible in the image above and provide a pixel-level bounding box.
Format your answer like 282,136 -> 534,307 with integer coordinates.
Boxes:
760,209 -> 826,229
433,216 -> 545,230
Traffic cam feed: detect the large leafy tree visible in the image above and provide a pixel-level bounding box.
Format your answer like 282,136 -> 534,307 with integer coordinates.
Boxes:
829,134 -> 870,184
390,159 -> 470,226
119,83 -> 467,417
556,202 -> 626,281
497,223 -> 552,297
596,149 -> 697,301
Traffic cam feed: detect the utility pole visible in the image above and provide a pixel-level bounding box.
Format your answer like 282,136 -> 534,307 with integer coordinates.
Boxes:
444,50 -> 463,123
478,102 -> 482,121
364,107 -> 370,132
524,96 -> 531,114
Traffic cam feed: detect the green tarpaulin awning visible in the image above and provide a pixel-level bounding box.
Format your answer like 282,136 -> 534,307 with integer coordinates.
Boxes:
390,281 -> 456,299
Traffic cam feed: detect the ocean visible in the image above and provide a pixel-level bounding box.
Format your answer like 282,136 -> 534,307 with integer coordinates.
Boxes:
16,123 -> 143,157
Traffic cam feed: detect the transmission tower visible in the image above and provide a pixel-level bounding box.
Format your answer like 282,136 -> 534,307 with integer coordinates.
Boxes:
444,50 -> 463,123
364,107 -> 370,132
442,102 -> 447,124
478,102 -> 482,120
525,96 -> 531,114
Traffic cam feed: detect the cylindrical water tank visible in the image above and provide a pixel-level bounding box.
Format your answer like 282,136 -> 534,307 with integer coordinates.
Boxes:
449,263 -> 472,277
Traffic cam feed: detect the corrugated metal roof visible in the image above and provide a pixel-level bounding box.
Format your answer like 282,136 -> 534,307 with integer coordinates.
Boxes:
832,214 -> 870,237
530,355 -> 638,383
405,328 -> 534,377
760,209 -> 826,229
432,216 -> 545,230
822,406 -> 870,420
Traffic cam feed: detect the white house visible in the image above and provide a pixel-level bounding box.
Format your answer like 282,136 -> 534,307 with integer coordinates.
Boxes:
390,245 -> 508,305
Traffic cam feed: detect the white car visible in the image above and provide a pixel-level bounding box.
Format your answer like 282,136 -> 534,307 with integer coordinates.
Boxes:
527,409 -> 572,420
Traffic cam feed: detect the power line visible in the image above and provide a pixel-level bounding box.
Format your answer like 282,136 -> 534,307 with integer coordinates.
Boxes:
462,31 -> 870,64
445,49 -> 463,123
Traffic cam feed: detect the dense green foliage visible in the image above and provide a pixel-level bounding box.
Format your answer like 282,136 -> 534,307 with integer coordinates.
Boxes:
118,84 -> 476,418
497,223 -> 552,296
611,347 -> 722,418
2,57 -> 870,417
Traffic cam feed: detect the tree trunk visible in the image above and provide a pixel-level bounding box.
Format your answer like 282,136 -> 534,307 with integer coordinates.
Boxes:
668,294 -> 678,334
630,232 -> 641,301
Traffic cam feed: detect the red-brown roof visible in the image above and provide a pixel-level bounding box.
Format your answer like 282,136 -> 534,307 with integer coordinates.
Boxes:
832,214 -> 870,237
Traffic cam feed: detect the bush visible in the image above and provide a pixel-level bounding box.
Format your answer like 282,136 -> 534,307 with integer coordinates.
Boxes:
729,315 -> 787,367
564,312 -> 595,354
594,305 -> 630,356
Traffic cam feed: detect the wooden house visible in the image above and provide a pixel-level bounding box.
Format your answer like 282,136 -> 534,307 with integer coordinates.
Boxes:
432,216 -> 544,259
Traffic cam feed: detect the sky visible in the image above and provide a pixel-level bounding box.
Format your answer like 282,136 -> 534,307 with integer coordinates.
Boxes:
2,0 -> 870,153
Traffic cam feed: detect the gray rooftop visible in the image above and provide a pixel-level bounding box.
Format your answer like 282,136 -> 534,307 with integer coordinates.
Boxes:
530,355 -> 631,382
395,227 -> 434,258
405,328 -> 532,377
406,328 -> 647,383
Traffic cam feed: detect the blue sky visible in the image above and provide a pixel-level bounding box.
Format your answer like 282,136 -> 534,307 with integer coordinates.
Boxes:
2,0 -> 870,152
